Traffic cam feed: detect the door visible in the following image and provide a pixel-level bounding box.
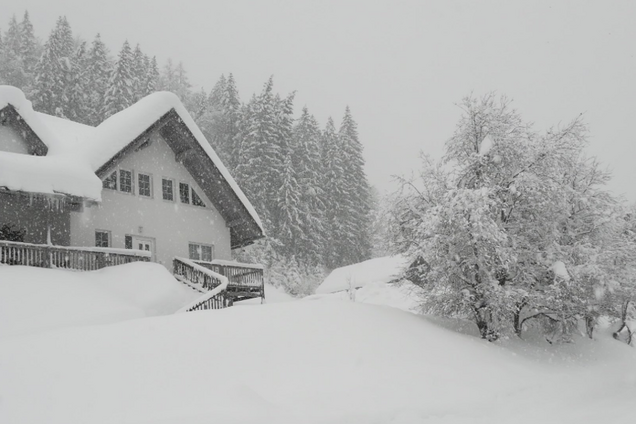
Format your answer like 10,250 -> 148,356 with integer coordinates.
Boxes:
132,236 -> 155,262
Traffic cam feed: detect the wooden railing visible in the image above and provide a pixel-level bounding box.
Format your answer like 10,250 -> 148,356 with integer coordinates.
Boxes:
0,240 -> 151,270
193,259 -> 264,300
173,257 -> 230,312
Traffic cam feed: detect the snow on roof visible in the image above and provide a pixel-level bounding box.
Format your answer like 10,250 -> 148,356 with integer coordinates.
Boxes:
0,87 -> 261,228
0,86 -> 102,200
83,91 -> 263,232
316,255 -> 410,294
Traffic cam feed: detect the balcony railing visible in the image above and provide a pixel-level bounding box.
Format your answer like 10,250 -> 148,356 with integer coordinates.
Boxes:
0,240 -> 151,270
193,259 -> 264,301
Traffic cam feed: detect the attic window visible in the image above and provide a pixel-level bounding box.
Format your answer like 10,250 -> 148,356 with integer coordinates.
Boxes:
103,171 -> 117,190
162,179 -> 174,201
120,170 -> 133,193
179,182 -> 190,204
191,189 -> 206,207
138,173 -> 152,197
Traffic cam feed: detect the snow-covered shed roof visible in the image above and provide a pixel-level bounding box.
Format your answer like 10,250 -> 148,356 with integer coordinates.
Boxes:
0,86 -> 102,200
0,86 -> 264,248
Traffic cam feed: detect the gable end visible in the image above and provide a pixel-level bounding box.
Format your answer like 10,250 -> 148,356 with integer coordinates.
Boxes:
0,105 -> 49,156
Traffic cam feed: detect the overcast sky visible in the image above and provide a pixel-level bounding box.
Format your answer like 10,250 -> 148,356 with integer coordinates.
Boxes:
2,0 -> 635,201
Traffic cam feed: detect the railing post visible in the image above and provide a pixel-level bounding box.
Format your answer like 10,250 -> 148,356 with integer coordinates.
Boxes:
43,245 -> 51,268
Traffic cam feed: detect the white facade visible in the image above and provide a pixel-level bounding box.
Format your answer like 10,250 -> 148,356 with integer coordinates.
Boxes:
70,132 -> 231,269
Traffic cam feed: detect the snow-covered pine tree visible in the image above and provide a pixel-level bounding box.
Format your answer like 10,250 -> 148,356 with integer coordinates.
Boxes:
130,44 -> 147,102
234,77 -> 284,228
85,33 -> 112,125
144,55 -> 159,96
32,16 -> 75,116
66,41 -> 89,123
338,106 -> 372,265
0,14 -> 28,89
291,106 -> 327,264
277,152 -> 305,257
173,62 -> 191,103
102,40 -> 135,119
19,11 -> 38,76
321,117 -> 347,268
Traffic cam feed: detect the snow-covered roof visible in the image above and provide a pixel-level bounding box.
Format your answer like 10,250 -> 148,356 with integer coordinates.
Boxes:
83,92 -> 263,233
316,255 -> 410,294
0,86 -> 263,242
0,86 -> 102,200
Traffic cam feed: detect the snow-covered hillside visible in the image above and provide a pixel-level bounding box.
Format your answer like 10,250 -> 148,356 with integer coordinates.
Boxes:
1,264 -> 635,423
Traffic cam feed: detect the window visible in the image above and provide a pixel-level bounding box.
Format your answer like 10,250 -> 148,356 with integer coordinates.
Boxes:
179,182 -> 190,204
162,178 -> 174,201
189,243 -> 214,262
103,171 -> 117,190
191,188 -> 206,207
95,230 -> 110,248
138,173 -> 152,197
119,170 -> 133,193
125,235 -> 132,249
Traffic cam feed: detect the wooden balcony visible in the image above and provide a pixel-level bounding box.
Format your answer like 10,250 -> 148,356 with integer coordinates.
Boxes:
0,240 -> 151,270
173,257 -> 264,303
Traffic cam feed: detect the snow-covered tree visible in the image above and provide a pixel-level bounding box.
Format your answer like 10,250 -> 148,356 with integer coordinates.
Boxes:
102,40 -> 135,119
66,41 -> 89,123
389,93 -> 636,341
32,16 -> 75,116
19,11 -> 38,75
85,33 -> 112,125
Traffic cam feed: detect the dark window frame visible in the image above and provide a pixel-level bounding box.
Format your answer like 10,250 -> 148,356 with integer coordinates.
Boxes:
138,173 -> 152,197
179,182 -> 190,204
119,169 -> 133,194
95,230 -> 110,248
162,178 -> 174,201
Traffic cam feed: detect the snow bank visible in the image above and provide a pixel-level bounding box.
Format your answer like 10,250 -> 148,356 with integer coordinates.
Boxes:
1,298 -> 635,423
0,263 -> 199,337
316,255 -> 409,294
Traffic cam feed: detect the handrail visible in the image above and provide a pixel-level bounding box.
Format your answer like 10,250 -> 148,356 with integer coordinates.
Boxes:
173,257 -> 230,312
0,240 -> 150,270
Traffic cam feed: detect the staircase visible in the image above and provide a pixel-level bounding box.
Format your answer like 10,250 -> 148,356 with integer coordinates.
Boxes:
173,257 -> 264,312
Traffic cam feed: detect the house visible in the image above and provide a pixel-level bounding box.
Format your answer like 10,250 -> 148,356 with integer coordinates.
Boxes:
0,86 -> 264,306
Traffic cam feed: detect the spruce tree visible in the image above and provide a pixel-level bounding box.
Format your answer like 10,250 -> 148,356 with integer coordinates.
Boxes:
338,107 -> 372,265
234,77 -> 283,228
144,56 -> 159,96
321,117 -> 347,268
0,15 -> 27,89
19,11 -> 38,75
102,40 -> 135,119
67,41 -> 89,123
292,107 -> 327,264
130,44 -> 146,101
85,33 -> 111,125
32,16 -> 75,116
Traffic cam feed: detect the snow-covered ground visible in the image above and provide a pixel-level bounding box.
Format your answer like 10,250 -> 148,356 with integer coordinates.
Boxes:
1,264 -> 635,423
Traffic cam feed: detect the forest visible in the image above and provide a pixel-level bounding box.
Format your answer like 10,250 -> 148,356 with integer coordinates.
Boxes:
0,12 -> 374,295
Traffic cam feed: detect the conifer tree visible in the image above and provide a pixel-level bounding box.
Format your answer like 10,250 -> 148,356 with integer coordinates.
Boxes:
32,16 -> 75,116
292,107 -> 327,264
321,117 -> 347,267
234,77 -> 283,228
66,41 -> 89,123
85,33 -> 111,125
0,15 -> 27,89
102,40 -> 135,119
338,106 -> 372,264
144,56 -> 159,96
130,44 -> 146,101
19,11 -> 38,75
